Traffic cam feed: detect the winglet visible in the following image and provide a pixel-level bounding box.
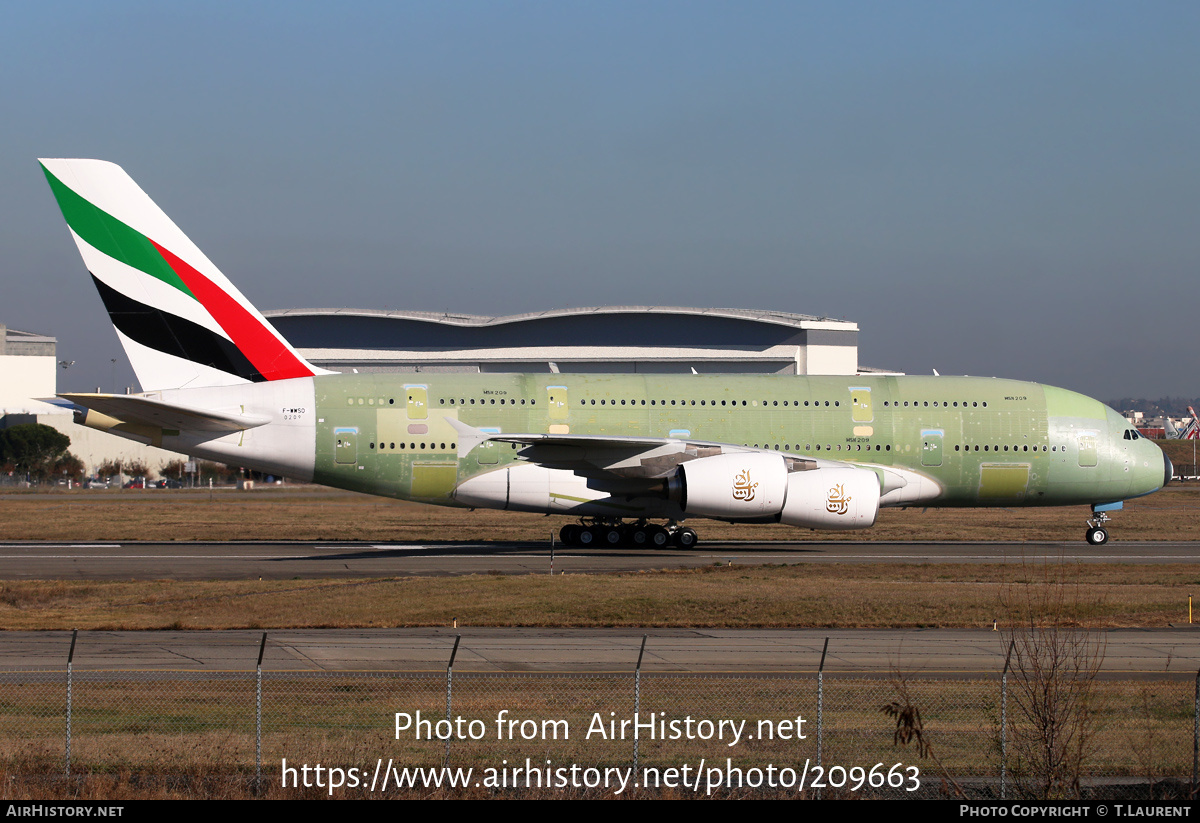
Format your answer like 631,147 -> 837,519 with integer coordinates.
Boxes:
445,417 -> 494,459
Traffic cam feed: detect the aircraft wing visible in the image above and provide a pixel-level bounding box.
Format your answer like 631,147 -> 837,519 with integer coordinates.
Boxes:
59,393 -> 271,433
441,417 -> 923,492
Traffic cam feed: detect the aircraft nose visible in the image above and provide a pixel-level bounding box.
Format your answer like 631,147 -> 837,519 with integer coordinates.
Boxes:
1164,451 -> 1174,488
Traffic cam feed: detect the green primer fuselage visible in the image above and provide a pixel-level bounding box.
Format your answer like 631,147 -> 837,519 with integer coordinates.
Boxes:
310,373 -> 1167,513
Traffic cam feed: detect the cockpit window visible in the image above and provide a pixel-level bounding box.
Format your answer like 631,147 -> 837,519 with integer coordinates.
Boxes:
1123,429 -> 1141,441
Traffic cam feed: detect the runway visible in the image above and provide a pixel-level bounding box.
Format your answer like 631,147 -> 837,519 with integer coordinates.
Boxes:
1,539 -> 1199,579
3,542 -> 1197,680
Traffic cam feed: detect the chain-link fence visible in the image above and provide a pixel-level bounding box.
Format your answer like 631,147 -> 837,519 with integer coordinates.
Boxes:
1,633 -> 1196,799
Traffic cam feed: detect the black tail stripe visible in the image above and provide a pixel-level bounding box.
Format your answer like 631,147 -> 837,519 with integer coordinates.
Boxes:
90,274 -> 267,383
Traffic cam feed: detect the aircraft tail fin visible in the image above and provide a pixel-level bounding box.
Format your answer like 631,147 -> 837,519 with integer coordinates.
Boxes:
1184,407 -> 1200,440
39,158 -> 329,392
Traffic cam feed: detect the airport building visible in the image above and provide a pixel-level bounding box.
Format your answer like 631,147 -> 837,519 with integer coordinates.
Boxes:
1,305 -> 881,475
264,306 -> 877,376
0,324 -> 184,477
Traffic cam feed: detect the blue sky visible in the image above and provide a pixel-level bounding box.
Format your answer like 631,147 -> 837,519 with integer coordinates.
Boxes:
4,2 -> 1198,399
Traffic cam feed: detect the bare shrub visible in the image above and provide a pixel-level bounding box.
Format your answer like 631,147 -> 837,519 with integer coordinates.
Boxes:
1000,557 -> 1106,799
883,668 -> 964,797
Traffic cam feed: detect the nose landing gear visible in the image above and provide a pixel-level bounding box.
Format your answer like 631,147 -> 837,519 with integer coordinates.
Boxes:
1085,519 -> 1109,545
1084,503 -> 1121,545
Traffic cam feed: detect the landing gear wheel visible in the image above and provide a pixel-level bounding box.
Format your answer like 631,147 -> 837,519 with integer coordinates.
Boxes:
630,527 -> 649,547
577,527 -> 597,547
673,527 -> 698,549
648,526 -> 670,548
560,524 -> 581,546
602,526 -> 623,546
1085,509 -> 1113,546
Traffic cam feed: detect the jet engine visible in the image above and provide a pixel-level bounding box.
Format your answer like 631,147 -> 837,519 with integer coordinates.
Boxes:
778,465 -> 880,529
669,452 -> 880,529
671,452 -> 790,519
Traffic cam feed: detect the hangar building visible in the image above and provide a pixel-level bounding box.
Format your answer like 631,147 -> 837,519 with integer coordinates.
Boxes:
265,306 -> 871,376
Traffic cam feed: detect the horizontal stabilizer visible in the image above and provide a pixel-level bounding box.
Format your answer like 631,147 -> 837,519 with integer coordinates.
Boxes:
59,393 -> 270,433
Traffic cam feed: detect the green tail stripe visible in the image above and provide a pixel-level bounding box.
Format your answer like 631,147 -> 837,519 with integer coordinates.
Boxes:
41,164 -> 196,300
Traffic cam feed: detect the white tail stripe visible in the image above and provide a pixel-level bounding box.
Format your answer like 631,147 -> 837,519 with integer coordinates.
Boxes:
70,228 -> 232,341
42,159 -> 225,287
114,328 -> 251,392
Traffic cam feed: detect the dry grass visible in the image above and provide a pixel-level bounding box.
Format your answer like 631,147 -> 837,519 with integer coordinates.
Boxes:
0,482 -> 1197,629
1,675 -> 1193,797
0,481 -> 1199,542
0,562 -> 1196,630
3,464 -> 1195,799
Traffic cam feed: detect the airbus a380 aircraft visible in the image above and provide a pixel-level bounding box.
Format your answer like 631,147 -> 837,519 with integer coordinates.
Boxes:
40,159 -> 1171,548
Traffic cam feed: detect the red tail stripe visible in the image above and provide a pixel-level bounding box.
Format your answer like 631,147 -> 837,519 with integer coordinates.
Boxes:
148,240 -> 314,381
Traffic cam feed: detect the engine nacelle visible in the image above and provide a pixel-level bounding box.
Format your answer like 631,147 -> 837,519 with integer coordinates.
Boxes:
675,453 -> 790,519
453,463 -> 672,518
673,453 -> 882,529
780,466 -> 880,530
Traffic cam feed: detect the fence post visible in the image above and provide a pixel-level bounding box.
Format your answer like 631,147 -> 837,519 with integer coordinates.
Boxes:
65,629 -> 77,777
817,636 -> 828,798
634,635 -> 647,774
1193,664 -> 1199,797
445,635 -> 461,769
256,632 -> 267,792
1002,640 -> 1014,799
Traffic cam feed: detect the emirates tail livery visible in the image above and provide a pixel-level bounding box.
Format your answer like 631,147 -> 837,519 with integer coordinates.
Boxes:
41,159 -> 1171,547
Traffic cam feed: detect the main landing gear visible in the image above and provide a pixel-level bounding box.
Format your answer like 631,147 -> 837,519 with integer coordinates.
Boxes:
559,519 -> 698,549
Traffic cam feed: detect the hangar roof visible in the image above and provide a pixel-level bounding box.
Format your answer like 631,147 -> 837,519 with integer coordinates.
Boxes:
263,306 -> 857,352
265,305 -> 855,331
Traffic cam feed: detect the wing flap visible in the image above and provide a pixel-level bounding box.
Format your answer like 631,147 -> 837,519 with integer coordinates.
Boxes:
445,417 -> 817,478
